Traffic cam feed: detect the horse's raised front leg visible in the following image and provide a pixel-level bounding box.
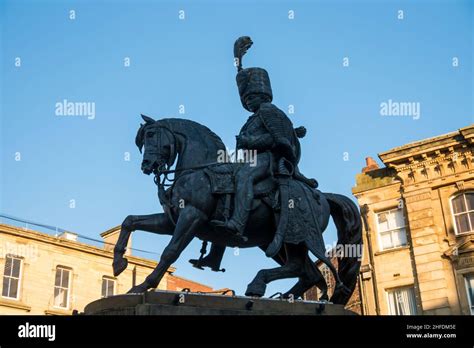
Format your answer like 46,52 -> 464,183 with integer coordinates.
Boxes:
127,206 -> 206,293
113,213 -> 174,276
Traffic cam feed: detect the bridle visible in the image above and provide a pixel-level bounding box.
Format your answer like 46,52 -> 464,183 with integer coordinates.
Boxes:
142,124 -> 179,226
140,123 -> 176,183
143,124 -> 227,226
148,124 -> 224,185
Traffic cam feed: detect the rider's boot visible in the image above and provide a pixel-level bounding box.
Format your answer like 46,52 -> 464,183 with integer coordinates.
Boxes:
189,244 -> 226,272
211,180 -> 253,243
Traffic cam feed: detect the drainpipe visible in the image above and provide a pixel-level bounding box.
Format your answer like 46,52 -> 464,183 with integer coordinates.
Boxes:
358,273 -> 368,315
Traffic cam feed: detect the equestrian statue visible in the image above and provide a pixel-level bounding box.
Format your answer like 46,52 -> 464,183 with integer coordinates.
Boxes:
112,36 -> 362,305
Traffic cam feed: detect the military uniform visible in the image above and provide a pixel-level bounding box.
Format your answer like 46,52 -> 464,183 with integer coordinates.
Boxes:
211,36 -> 316,237
198,37 -> 316,269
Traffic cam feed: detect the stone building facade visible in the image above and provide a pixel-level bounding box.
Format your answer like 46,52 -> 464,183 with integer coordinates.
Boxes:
353,125 -> 474,315
0,223 -> 213,315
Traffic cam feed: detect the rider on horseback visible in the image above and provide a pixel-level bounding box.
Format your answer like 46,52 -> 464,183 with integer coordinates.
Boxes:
210,36 -> 317,240
116,36 -> 360,303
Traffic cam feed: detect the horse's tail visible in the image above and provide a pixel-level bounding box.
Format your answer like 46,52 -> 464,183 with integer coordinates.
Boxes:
324,193 -> 363,305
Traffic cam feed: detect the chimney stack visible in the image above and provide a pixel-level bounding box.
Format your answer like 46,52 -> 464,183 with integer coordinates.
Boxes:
58,231 -> 78,242
362,157 -> 379,173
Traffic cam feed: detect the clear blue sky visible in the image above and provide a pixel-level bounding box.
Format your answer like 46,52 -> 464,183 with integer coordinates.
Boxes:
0,0 -> 472,295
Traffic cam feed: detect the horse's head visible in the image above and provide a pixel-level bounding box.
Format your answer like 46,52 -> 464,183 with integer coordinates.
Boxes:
135,115 -> 177,175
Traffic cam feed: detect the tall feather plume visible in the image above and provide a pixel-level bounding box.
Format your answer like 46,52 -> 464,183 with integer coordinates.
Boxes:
234,36 -> 253,71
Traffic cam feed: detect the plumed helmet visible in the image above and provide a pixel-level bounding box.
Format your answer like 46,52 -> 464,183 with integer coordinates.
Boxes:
234,36 -> 273,111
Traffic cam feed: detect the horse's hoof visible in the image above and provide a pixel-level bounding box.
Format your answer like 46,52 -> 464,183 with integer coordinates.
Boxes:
330,284 -> 351,304
127,283 -> 148,294
113,257 -> 128,277
245,282 -> 266,297
319,294 -> 329,302
245,291 -> 264,298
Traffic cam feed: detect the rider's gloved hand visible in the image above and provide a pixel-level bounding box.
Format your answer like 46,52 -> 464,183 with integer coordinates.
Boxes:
236,135 -> 249,148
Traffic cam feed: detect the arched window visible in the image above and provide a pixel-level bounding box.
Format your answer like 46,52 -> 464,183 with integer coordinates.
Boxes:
451,192 -> 474,235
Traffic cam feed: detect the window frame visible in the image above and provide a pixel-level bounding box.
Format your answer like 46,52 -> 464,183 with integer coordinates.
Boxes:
375,208 -> 408,251
101,276 -> 116,298
386,285 -> 417,315
1,255 -> 23,301
53,266 -> 72,309
450,192 -> 474,235
465,274 -> 474,315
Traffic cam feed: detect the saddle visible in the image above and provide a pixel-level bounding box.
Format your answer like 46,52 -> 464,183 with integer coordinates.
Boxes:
204,163 -> 277,196
203,162 -> 325,258
203,163 -> 279,221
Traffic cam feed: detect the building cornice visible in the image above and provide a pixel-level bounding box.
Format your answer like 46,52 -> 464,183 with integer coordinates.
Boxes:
353,124 -> 474,193
378,125 -> 474,167
443,234 -> 474,258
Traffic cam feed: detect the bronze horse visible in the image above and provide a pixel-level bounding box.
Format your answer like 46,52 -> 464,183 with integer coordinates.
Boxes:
112,116 -> 362,304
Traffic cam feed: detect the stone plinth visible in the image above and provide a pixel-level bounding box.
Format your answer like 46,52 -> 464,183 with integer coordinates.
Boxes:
84,290 -> 356,315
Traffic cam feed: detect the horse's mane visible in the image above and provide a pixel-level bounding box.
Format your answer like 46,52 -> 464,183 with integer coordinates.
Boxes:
159,118 -> 226,151
135,117 -> 226,153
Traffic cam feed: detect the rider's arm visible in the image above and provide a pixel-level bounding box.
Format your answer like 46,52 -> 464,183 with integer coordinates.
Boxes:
244,133 -> 274,151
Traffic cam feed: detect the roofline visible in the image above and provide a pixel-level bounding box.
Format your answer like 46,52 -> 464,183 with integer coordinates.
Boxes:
169,274 -> 214,290
378,124 -> 474,165
0,223 -> 176,273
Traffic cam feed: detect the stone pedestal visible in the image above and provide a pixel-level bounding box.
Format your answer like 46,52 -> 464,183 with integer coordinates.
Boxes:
84,290 -> 356,315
